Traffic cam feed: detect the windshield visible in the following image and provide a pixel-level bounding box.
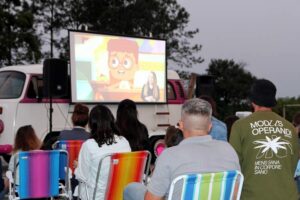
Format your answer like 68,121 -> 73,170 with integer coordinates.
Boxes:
0,71 -> 26,99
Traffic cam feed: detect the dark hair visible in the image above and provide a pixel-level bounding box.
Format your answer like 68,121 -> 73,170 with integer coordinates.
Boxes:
293,112 -> 300,127
13,125 -> 41,153
72,104 -> 89,127
116,99 -> 149,151
89,105 -> 118,147
224,115 -> 239,141
165,126 -> 183,147
293,112 -> 300,138
198,95 -> 217,116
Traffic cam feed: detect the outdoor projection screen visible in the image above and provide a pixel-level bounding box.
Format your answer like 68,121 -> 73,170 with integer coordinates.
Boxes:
69,30 -> 167,103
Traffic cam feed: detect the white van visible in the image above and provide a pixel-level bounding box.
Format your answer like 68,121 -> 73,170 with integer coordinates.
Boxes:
0,64 -> 186,154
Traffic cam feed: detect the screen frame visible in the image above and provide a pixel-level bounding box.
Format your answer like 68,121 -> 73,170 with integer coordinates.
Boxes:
68,29 -> 167,104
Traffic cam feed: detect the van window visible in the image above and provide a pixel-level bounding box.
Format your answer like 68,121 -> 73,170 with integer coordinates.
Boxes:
27,75 -> 43,99
175,81 -> 185,98
0,71 -> 25,99
167,82 -> 176,100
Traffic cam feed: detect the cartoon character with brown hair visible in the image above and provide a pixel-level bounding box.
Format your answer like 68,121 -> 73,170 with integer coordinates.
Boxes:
107,39 -> 139,89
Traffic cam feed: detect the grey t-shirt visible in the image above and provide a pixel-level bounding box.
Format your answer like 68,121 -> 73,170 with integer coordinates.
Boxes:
147,135 -> 240,199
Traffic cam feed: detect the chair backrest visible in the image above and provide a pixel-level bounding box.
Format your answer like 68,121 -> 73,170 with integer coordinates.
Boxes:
168,170 -> 244,200
16,150 -> 67,199
55,140 -> 84,177
93,151 -> 151,200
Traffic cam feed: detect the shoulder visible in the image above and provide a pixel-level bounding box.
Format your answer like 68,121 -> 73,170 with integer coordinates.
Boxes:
115,135 -> 131,146
211,140 -> 239,156
156,145 -> 180,161
212,117 -> 226,127
82,139 -> 98,149
59,129 -> 71,136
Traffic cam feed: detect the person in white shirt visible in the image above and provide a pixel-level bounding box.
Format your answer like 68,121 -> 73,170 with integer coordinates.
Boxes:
75,105 -> 131,199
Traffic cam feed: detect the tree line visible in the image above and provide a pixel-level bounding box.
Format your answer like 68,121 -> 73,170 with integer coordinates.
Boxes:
0,0 -> 203,68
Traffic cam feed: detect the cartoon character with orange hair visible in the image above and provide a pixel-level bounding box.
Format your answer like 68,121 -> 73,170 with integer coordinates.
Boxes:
107,39 -> 139,89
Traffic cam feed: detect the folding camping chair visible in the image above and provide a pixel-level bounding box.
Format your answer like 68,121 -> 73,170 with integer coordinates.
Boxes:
6,150 -> 71,200
53,140 -> 84,175
89,150 -> 151,200
168,170 -> 244,200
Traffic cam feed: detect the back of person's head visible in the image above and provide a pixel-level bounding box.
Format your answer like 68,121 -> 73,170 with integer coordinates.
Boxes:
13,125 -> 41,153
165,126 -> 184,147
181,98 -> 212,133
198,95 -> 217,116
89,105 -> 118,147
116,99 -> 148,151
72,104 -> 89,127
117,99 -> 138,122
249,79 -> 277,108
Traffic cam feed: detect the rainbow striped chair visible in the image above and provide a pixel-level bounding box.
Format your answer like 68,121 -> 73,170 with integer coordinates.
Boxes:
54,140 -> 84,177
7,150 -> 71,199
92,151 -> 151,200
168,170 -> 244,200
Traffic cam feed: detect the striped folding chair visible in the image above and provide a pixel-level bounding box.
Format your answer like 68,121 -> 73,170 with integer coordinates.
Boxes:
92,151 -> 151,200
54,140 -> 84,176
7,150 -> 71,200
168,170 -> 244,200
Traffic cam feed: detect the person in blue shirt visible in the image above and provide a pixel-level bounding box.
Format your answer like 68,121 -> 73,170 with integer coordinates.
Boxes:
199,95 -> 227,141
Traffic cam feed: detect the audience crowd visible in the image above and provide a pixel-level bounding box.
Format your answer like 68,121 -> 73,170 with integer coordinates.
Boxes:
1,78 -> 300,200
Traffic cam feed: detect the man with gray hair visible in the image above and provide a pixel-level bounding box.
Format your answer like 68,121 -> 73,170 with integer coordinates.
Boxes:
124,98 -> 240,200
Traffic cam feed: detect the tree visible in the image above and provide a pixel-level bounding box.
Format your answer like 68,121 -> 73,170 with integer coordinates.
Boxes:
0,0 -> 41,66
35,0 -> 203,68
273,96 -> 300,122
33,0 -> 74,58
206,59 -> 257,119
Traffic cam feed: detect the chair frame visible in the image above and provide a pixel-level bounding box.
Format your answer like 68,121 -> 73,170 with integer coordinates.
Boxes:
8,149 -> 71,200
168,170 -> 244,200
53,140 -> 84,174
89,150 -> 151,200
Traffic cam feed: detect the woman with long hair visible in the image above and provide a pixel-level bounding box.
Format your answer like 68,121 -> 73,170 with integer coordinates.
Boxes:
116,99 -> 149,151
141,71 -> 160,102
8,125 -> 42,184
75,105 -> 131,199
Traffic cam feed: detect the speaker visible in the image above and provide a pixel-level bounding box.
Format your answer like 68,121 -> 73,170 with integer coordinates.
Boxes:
195,75 -> 214,97
43,59 -> 69,98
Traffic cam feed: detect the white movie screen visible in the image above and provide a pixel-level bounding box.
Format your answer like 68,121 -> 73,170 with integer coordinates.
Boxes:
69,31 -> 167,103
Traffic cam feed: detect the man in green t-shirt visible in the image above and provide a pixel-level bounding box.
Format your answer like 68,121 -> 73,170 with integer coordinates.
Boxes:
230,79 -> 299,200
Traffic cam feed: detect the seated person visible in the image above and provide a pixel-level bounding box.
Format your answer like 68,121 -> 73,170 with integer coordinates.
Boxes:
199,95 -> 227,141
164,126 -> 183,148
124,98 -> 241,200
155,126 -> 183,157
141,71 -> 160,102
59,104 -> 90,141
116,99 -> 149,151
8,125 -> 42,185
75,105 -> 131,200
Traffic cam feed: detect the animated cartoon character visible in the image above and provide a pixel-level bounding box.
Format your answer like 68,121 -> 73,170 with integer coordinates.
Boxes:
107,39 -> 139,89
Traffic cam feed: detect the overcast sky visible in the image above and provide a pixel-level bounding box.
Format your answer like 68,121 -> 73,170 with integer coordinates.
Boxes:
175,0 -> 300,98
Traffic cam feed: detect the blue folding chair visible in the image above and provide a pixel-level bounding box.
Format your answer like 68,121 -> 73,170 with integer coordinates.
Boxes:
7,150 -> 71,199
168,170 -> 244,200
